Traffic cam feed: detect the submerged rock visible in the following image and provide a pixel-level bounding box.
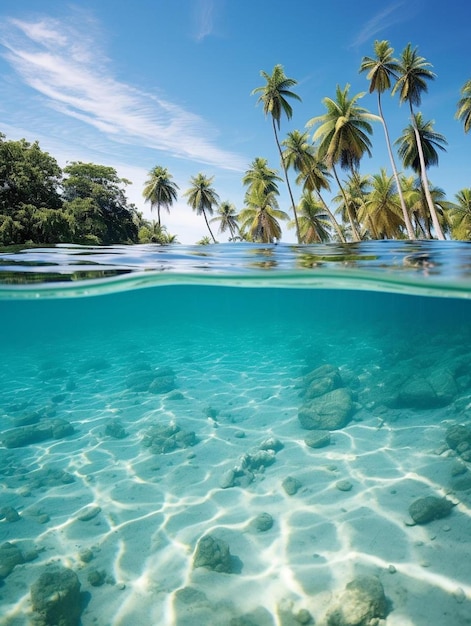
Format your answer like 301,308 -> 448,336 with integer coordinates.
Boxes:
250,512 -> 274,532
105,418 -> 128,439
193,534 -> 234,573
282,476 -> 302,496
298,388 -> 354,430
0,542 -> 24,579
1,419 -> 74,448
303,364 -> 342,400
305,430 -> 331,449
445,424 -> 471,450
326,575 -> 387,626
142,421 -> 197,454
126,366 -> 176,394
30,566 -> 82,626
408,496 -> 455,525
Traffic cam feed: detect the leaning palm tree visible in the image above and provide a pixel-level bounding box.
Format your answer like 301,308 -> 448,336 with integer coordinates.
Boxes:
183,173 -> 219,243
307,84 -> 379,241
291,191 -> 332,243
456,79 -> 471,134
142,165 -> 179,227
238,188 -> 289,243
360,40 -> 414,239
392,43 -> 444,240
210,201 -> 240,240
450,188 -> 471,239
357,169 -> 404,239
282,131 -> 345,242
252,64 -> 302,242
395,113 -> 447,239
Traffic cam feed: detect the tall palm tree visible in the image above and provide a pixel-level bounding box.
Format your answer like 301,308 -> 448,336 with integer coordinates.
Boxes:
143,165 -> 179,227
395,113 -> 447,239
238,188 -> 288,243
392,43 -> 445,240
281,131 -> 345,242
456,79 -> 471,134
357,169 -> 404,239
211,201 -> 240,240
307,84 -> 379,241
333,172 -> 371,239
292,191 -> 331,243
252,65 -> 302,242
450,188 -> 471,239
359,40 -> 415,239
183,173 -> 220,243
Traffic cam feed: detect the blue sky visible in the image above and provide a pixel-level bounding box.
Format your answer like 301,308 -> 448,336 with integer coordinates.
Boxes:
0,0 -> 469,243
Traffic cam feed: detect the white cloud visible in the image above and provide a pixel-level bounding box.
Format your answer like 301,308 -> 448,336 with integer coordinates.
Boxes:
350,2 -> 415,48
0,14 -> 245,171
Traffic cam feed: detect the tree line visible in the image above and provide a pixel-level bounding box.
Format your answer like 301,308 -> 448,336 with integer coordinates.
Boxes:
1,39 -> 471,246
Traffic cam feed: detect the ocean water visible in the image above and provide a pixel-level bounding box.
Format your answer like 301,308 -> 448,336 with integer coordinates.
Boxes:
1,241 -> 471,626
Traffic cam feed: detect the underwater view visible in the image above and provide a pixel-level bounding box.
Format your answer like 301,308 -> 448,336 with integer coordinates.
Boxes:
1,241 -> 471,626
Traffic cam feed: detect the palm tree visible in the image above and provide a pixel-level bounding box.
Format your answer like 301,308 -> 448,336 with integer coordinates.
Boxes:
456,79 -> 471,133
333,172 -> 371,239
143,165 -> 179,227
211,201 -> 240,240
357,169 -> 404,239
184,173 -> 220,243
242,158 -> 282,199
360,40 -> 414,239
307,84 -> 379,241
282,131 -> 345,242
450,188 -> 471,239
252,64 -> 302,242
395,113 -> 447,238
238,188 -> 288,243
292,191 -> 331,243
392,43 -> 445,240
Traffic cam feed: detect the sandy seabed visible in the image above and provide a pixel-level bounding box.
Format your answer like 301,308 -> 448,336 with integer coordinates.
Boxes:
1,329 -> 471,626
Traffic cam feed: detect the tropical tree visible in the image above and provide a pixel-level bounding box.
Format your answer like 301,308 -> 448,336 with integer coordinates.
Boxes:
252,64 -> 302,242
392,43 -> 445,239
243,158 -> 282,199
183,173 -> 219,243
138,220 -> 178,244
333,172 -> 371,239
357,169 -> 404,239
62,162 -> 138,244
211,201 -> 239,240
395,113 -> 447,238
142,165 -> 179,227
238,188 -> 288,243
307,83 -> 379,241
360,40 -> 415,239
456,79 -> 471,133
449,188 -> 471,239
291,191 -> 331,243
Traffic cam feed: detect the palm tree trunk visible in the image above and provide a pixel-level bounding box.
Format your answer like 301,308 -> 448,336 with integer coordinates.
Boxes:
332,166 -> 361,241
272,119 -> 301,244
316,191 -> 346,243
409,104 -> 445,240
202,209 -> 217,243
378,94 -> 415,239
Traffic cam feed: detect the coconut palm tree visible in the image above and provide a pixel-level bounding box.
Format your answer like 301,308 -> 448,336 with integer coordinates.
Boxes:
307,84 -> 379,241
242,158 -> 282,199
184,173 -> 219,243
357,169 -> 404,239
238,188 -> 288,243
252,64 -> 302,242
450,188 -> 471,239
143,165 -> 179,227
211,201 -> 240,240
395,113 -> 447,238
456,79 -> 471,134
333,172 -> 371,239
392,43 -> 445,240
359,40 -> 415,239
281,131 -> 345,242
291,191 -> 331,243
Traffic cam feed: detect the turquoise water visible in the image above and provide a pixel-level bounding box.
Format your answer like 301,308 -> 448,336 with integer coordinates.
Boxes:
1,242 -> 471,625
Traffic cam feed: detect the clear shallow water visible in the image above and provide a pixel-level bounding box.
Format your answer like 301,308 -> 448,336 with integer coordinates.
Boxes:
1,242 -> 471,626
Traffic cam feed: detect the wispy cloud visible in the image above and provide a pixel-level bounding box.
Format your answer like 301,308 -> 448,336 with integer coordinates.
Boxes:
193,0 -> 217,42
350,1 -> 417,48
0,13 -> 245,171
